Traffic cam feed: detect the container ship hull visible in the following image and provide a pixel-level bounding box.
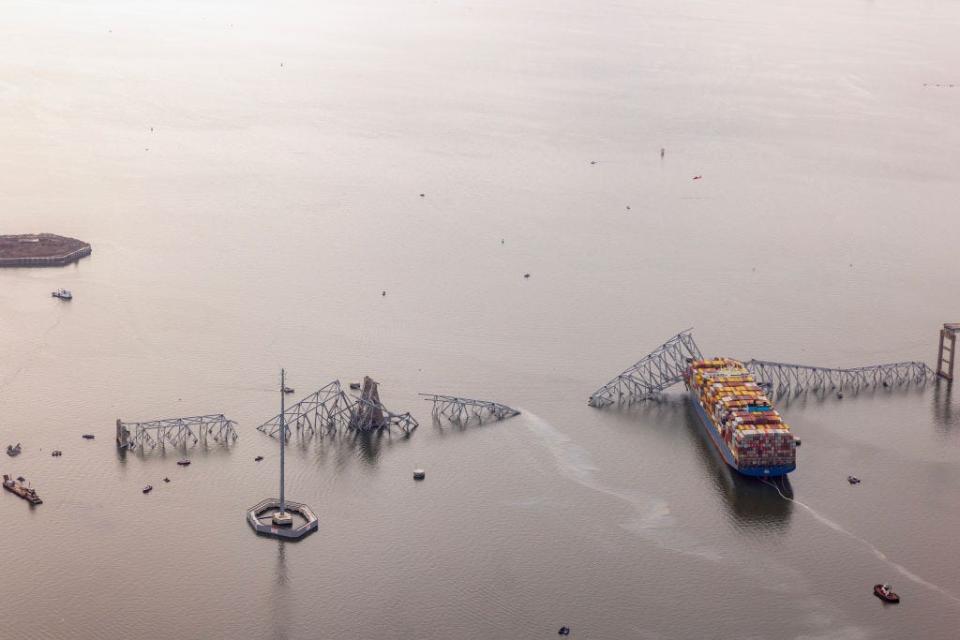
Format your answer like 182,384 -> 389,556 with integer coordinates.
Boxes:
685,358 -> 796,478
689,390 -> 795,477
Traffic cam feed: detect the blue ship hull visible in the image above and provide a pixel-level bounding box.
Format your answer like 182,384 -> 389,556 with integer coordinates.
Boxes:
688,390 -> 795,478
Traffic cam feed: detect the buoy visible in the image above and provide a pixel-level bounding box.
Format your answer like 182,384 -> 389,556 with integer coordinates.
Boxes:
413,469 -> 426,480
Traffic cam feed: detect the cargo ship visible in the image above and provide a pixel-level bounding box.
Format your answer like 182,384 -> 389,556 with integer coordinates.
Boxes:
3,474 -> 43,504
684,358 -> 796,477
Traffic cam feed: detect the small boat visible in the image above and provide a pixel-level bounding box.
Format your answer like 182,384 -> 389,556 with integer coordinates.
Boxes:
282,386 -> 295,394
848,476 -> 861,485
874,584 -> 900,603
82,434 -> 95,440
349,382 -> 361,390
3,474 -> 42,505
51,288 -> 73,300
51,450 -> 62,457
6,443 -> 21,457
254,456 -> 264,462
163,477 -> 170,483
413,468 -> 426,481
558,627 -> 571,636
177,458 -> 191,466
142,485 -> 153,494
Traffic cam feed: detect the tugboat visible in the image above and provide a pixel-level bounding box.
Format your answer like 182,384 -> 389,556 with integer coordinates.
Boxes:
177,458 -> 191,466
2,474 -> 42,505
874,584 -> 900,603
51,288 -> 73,300
142,485 -> 153,494
6,443 -> 21,457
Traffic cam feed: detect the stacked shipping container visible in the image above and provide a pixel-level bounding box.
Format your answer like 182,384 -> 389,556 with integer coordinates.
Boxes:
686,358 -> 796,473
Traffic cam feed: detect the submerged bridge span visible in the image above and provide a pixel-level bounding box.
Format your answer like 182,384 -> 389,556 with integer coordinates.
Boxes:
116,414 -> 238,449
257,377 -> 418,439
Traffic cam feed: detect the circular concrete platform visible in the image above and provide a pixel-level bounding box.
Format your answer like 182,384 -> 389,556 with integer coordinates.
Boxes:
246,498 -> 318,539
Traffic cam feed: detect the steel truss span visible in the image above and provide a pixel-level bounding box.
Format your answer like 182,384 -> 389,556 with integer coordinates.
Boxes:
257,377 -> 418,440
116,414 -> 238,450
744,360 -> 935,395
420,394 -> 520,425
588,329 -> 703,407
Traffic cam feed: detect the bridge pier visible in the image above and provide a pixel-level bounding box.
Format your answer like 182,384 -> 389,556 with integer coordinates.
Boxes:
938,323 -> 959,382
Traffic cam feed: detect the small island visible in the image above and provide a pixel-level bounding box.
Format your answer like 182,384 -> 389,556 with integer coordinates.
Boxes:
0,233 -> 92,267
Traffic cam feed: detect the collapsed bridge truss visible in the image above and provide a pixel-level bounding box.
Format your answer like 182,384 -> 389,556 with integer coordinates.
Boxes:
589,329 -> 936,406
421,394 -> 520,425
588,329 -> 702,407
116,414 -> 238,450
257,377 -> 418,439
744,360 -> 935,395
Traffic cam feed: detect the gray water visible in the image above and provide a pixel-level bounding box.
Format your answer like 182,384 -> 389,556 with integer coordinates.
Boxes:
2,0 -> 959,638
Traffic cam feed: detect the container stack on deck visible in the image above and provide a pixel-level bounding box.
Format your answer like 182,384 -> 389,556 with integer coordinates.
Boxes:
688,358 -> 796,470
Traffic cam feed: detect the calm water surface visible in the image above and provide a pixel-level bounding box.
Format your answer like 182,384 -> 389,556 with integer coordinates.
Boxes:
1,0 -> 959,638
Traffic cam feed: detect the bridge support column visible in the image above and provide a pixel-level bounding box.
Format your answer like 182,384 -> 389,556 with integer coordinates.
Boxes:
938,324 -> 959,382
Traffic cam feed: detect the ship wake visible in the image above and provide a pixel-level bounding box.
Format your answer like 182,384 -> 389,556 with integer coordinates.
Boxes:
763,479 -> 960,607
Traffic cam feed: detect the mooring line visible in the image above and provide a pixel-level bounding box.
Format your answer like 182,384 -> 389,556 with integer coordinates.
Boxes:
762,478 -> 960,607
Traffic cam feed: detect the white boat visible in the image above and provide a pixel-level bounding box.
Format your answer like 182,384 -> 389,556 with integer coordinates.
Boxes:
51,289 -> 72,300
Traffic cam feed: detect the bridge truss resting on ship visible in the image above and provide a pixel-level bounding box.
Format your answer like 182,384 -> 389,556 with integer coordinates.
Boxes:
588,329 -> 936,406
